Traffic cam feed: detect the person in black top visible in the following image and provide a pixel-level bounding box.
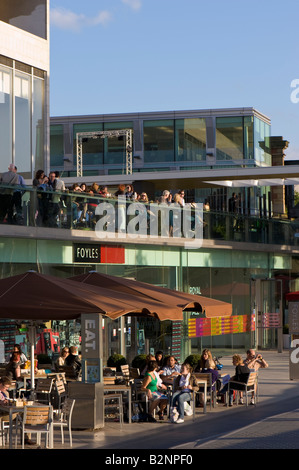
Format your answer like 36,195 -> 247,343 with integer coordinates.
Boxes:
65,346 -> 81,379
220,354 -> 250,406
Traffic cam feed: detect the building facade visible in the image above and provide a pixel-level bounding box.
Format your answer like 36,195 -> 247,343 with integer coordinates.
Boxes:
50,107 -> 271,179
0,0 -> 49,180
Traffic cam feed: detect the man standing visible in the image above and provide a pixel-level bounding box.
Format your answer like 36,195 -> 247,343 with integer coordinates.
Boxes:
11,166 -> 26,224
47,171 -> 60,227
0,164 -> 19,223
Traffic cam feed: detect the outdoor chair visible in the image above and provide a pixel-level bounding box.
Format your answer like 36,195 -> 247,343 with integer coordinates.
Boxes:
51,379 -> 66,412
53,398 -> 75,447
194,372 -> 217,411
15,405 -> 53,449
104,394 -> 123,428
131,379 -> 149,415
120,365 -> 134,385
58,365 -> 79,381
227,371 -> 258,406
35,378 -> 54,404
129,367 -> 140,379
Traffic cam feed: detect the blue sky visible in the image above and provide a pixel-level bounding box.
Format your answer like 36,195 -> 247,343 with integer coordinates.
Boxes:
50,0 -> 299,160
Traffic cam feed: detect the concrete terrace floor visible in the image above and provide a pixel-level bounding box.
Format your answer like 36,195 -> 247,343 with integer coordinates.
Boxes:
49,350 -> 299,451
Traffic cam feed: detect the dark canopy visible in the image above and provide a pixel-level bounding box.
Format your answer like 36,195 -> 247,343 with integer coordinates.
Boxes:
0,271 -> 183,321
70,271 -> 232,318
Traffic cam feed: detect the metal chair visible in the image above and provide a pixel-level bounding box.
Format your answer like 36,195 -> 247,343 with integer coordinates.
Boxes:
51,379 -> 66,412
35,378 -> 54,404
15,405 -> 53,449
53,398 -> 75,447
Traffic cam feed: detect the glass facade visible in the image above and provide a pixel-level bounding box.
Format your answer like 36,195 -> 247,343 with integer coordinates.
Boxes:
0,236 -> 292,361
50,109 -> 270,174
50,125 -> 64,167
254,116 -> 271,165
144,119 -> 174,163
216,117 -> 245,161
0,64 -> 12,167
0,59 -> 45,177
175,118 -> 206,162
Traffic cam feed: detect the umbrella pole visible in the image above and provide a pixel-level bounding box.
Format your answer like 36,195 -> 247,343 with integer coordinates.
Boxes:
28,324 -> 36,400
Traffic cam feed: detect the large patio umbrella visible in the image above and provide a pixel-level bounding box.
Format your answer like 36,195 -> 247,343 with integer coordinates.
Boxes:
0,271 -> 183,321
0,271 -> 184,395
69,271 -> 232,318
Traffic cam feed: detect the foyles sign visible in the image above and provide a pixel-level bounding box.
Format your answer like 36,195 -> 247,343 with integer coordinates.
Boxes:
74,244 -> 101,263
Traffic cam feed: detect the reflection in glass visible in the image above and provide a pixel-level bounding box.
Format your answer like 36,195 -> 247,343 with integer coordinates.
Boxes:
175,118 -> 206,161
144,120 -> 174,163
50,125 -> 64,167
0,66 -> 12,171
104,122 -> 133,165
216,117 -> 243,161
73,123 -> 104,166
32,77 -> 44,172
15,71 -> 31,173
254,117 -> 271,165
0,0 -> 47,39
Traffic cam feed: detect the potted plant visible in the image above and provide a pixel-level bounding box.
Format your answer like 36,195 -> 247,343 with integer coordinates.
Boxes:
107,353 -> 127,371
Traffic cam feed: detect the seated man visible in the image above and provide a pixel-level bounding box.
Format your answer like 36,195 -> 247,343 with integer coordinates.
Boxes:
162,356 -> 181,384
65,346 -> 82,379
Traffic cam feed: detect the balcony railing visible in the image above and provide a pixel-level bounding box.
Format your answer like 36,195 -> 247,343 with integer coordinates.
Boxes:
0,184 -> 297,246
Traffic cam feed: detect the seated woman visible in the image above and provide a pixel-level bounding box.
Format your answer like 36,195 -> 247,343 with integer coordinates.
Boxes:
195,349 -> 219,406
141,360 -> 168,422
195,349 -> 216,372
170,363 -> 198,424
220,354 -> 250,406
55,347 -> 69,368
5,352 -> 21,381
155,351 -> 164,373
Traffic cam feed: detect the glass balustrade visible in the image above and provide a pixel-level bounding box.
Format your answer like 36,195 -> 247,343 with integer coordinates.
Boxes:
0,184 -> 296,246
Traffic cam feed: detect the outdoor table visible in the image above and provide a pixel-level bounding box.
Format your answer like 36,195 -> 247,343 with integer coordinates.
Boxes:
0,402 -> 54,449
104,384 -> 132,424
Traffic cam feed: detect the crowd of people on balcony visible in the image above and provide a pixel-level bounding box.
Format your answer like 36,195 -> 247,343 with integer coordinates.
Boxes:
0,165 -> 200,230
0,164 -> 256,231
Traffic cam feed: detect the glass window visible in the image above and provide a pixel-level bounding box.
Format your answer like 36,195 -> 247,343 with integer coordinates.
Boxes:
15,71 -> 31,173
50,125 -> 64,167
254,117 -> 271,165
144,120 -> 174,163
0,65 -> 12,171
216,117 -> 243,161
32,77 -> 44,171
244,116 -> 254,160
175,118 -> 206,161
73,123 -> 104,166
104,122 -> 133,165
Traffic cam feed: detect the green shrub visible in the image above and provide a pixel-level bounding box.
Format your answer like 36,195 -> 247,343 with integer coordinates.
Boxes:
107,354 -> 127,371
131,354 -> 147,371
184,354 -> 201,369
